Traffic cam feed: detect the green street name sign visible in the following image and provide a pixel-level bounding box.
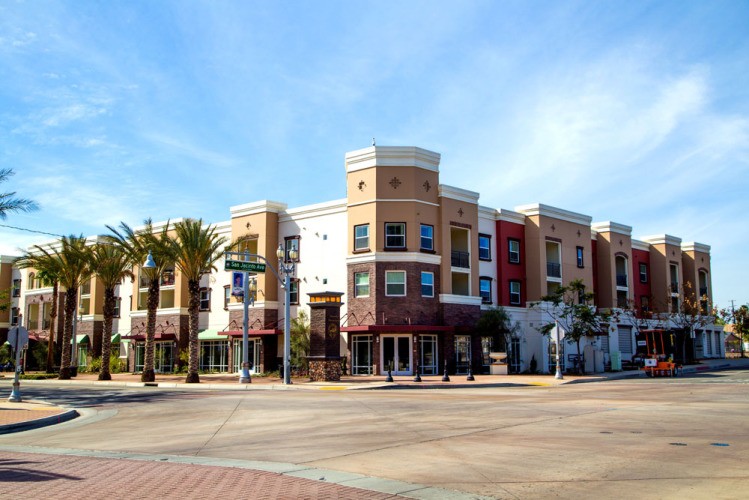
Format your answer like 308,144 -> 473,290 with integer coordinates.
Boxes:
225,260 -> 266,273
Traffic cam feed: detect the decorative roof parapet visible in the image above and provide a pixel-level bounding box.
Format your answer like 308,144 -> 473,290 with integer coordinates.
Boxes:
515,203 -> 592,226
345,146 -> 441,173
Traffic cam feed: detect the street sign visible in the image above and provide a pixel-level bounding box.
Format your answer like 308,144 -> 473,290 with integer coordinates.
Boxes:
7,326 -> 29,350
225,260 -> 266,273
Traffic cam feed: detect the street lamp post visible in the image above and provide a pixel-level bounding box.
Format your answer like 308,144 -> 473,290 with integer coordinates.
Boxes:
276,244 -> 298,386
239,253 -> 257,384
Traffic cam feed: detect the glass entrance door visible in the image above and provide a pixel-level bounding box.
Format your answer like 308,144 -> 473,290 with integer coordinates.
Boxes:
382,335 -> 412,375
233,339 -> 260,373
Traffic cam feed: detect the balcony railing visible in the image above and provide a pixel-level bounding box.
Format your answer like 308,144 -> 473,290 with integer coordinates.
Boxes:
699,287 -> 708,297
670,282 -> 679,294
546,262 -> 561,278
616,274 -> 628,287
451,251 -> 470,269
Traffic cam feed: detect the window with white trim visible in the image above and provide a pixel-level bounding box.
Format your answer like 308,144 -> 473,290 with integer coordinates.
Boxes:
420,224 -> 434,251
421,271 -> 434,297
199,288 -> 211,311
509,281 -> 521,306
354,272 -> 370,297
354,224 -> 369,251
385,271 -> 406,296
385,223 -> 406,249
479,277 -> 492,304
508,239 -> 520,264
479,234 -> 491,260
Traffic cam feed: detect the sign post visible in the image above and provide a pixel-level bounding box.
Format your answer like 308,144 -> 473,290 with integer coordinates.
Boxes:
8,319 -> 29,403
225,252 -> 268,384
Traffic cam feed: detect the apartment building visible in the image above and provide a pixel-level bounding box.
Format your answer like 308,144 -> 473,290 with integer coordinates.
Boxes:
8,145 -> 724,374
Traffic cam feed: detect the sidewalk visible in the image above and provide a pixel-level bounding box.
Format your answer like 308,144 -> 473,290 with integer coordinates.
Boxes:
1,357 -> 747,434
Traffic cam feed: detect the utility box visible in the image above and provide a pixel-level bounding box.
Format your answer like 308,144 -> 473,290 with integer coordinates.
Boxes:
611,351 -> 622,372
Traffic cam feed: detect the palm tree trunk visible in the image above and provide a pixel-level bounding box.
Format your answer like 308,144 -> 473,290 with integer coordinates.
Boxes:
59,287 -> 77,380
46,281 -> 58,373
142,279 -> 159,382
99,287 -> 115,381
185,279 -> 201,383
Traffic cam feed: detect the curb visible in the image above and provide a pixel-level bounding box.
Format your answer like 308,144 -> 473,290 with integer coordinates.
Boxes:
0,408 -> 79,435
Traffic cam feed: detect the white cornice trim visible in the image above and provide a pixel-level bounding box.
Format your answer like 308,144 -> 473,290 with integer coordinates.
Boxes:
631,239 -> 650,251
346,252 -> 442,266
641,234 -> 682,247
591,221 -> 632,236
682,242 -> 711,254
280,199 -> 347,222
439,294 -> 483,306
0,255 -> 20,263
347,198 -> 440,209
496,209 -> 526,225
345,146 -> 441,173
478,205 -> 498,221
438,184 -> 480,204
515,203 -> 592,226
230,200 -> 288,218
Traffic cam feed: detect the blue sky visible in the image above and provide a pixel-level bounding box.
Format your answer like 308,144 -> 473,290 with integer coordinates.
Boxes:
1,0 -> 747,309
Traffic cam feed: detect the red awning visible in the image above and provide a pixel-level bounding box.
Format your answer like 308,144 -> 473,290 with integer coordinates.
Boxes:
222,329 -> 281,337
122,333 -> 177,341
341,325 -> 453,333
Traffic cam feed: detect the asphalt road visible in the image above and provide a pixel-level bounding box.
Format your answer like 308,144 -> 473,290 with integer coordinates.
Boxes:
2,370 -> 749,499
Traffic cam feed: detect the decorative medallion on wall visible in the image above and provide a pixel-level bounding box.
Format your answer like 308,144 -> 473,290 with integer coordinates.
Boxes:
577,230 -> 581,237
423,180 -> 431,192
620,239 -> 623,246
551,224 -> 556,232
389,177 -> 402,189
458,208 -> 464,218
358,180 -> 366,191
246,222 -> 251,229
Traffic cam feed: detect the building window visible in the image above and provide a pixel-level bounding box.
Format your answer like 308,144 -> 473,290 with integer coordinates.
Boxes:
113,298 -> 121,318
421,272 -> 434,297
289,279 -> 300,305
354,224 -> 369,251
354,272 -> 370,297
509,281 -> 521,306
385,271 -> 406,296
640,295 -> 650,313
27,273 -> 35,290
479,234 -> 491,261
479,277 -> 492,304
508,239 -> 520,264
199,288 -> 211,311
576,246 -> 584,268
224,286 -> 231,310
10,307 -> 19,326
160,268 -> 175,287
639,263 -> 648,283
420,224 -> 434,251
12,279 -> 21,297
385,223 -> 406,249
284,236 -> 300,262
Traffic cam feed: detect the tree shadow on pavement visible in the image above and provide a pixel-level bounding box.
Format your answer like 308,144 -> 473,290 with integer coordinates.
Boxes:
16,386 -> 216,409
0,458 -> 81,482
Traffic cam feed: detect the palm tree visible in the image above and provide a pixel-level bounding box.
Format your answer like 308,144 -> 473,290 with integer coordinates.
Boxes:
106,219 -> 174,382
88,243 -> 133,380
26,236 -> 92,379
0,168 -> 38,219
168,219 -> 227,383
15,250 -> 63,372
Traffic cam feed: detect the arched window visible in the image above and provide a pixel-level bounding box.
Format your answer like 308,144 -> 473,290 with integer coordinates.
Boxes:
28,273 -> 35,290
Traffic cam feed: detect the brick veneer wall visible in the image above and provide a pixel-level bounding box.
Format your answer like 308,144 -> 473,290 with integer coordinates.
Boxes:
347,261 -> 441,326
228,308 -> 279,330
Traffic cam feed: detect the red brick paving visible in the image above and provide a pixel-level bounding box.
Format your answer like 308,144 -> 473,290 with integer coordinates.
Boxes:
0,407 -> 66,426
2,451 -> 399,499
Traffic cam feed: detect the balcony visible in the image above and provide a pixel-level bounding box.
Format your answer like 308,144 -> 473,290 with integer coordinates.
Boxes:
451,251 -> 470,269
616,274 -> 628,287
546,262 -> 561,278
670,282 -> 679,294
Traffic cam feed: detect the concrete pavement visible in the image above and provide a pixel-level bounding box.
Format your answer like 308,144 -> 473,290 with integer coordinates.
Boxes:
2,362 -> 748,499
